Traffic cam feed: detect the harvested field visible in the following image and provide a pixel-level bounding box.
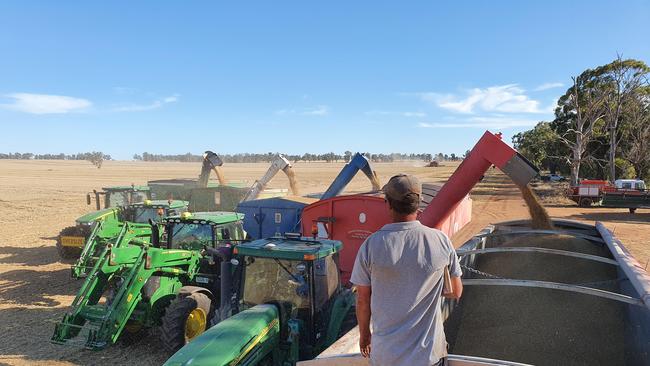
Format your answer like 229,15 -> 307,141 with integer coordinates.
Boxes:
0,160 -> 648,365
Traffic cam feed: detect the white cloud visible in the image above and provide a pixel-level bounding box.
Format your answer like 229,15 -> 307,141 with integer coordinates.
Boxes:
365,110 -> 426,118
418,84 -> 544,114
417,116 -> 538,129
2,93 -> 91,114
275,105 -> 329,116
114,94 -> 179,112
534,82 -> 564,91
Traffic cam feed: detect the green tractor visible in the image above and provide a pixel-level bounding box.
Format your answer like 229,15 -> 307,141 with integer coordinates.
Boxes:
52,211 -> 245,351
57,185 -> 151,259
71,199 -> 189,278
164,236 -> 356,366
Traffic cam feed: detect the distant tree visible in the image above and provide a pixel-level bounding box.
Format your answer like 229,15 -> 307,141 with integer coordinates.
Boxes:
620,87 -> 650,180
87,151 -> 106,169
595,57 -> 650,181
552,70 -> 608,185
513,122 -> 569,174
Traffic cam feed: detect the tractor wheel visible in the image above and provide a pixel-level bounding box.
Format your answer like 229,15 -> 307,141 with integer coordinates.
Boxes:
579,198 -> 592,208
56,226 -> 84,260
160,293 -> 212,352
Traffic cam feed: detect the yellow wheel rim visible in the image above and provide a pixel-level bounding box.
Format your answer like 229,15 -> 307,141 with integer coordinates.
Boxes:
184,308 -> 207,342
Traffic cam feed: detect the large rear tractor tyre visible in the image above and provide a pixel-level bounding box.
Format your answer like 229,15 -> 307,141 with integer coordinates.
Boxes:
579,198 -> 592,208
56,226 -> 84,260
160,293 -> 212,352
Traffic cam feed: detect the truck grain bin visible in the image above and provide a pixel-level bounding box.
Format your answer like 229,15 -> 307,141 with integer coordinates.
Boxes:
236,196 -> 317,239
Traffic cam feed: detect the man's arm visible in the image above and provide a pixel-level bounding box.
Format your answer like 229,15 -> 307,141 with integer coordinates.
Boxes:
443,275 -> 463,299
443,236 -> 463,300
356,285 -> 372,358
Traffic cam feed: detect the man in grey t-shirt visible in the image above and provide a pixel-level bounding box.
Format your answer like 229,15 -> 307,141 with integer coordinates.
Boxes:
351,174 -> 463,366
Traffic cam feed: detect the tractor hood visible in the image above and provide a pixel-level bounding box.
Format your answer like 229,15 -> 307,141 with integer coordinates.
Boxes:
165,304 -> 279,366
76,208 -> 119,224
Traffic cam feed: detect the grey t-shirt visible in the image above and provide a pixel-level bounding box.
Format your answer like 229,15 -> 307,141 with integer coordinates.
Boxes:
350,220 -> 462,366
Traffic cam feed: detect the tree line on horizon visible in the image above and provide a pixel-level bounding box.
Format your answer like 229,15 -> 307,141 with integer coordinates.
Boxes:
133,151 -> 465,163
513,56 -> 650,185
0,152 -> 112,161
0,151 -> 466,164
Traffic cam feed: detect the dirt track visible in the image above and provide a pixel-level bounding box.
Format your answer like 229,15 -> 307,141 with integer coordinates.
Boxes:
0,160 -> 648,365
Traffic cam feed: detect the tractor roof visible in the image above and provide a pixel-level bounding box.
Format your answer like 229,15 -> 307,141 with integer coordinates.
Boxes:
163,211 -> 244,225
234,236 -> 343,261
102,185 -> 150,192
130,199 -> 188,209
76,207 -> 118,224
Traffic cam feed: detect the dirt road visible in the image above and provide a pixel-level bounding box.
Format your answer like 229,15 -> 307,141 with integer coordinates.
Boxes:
0,160 -> 647,365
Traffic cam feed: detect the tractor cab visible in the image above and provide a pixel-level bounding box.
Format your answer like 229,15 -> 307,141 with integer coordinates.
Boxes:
121,199 -> 188,224
236,237 -> 348,357
161,212 -> 246,251
87,185 -> 151,210
164,236 -> 355,366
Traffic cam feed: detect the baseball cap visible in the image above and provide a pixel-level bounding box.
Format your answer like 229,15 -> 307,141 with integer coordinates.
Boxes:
382,174 -> 422,201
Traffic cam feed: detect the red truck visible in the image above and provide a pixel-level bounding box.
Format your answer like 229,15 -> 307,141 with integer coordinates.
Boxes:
568,179 -> 649,212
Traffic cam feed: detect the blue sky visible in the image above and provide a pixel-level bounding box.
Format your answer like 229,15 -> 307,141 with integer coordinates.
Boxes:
1,1 -> 649,159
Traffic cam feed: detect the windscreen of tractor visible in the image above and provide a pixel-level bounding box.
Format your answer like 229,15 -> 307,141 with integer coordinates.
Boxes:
243,257 -> 310,312
169,223 -> 213,249
132,207 -> 164,223
107,191 -> 148,207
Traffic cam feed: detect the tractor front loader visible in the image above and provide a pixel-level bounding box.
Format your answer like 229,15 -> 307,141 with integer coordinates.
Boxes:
71,199 -> 188,278
53,212 -> 245,351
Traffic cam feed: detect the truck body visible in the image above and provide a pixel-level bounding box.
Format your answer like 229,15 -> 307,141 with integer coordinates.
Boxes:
568,179 -> 648,212
309,219 -> 650,366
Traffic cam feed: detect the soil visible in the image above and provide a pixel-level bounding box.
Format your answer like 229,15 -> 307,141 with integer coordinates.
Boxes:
0,160 -> 648,365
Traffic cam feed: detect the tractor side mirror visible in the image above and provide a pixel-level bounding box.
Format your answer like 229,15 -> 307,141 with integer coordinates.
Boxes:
86,193 -> 92,205
148,219 -> 160,248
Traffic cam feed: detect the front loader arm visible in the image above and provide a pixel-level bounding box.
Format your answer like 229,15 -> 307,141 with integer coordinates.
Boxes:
72,221 -> 152,278
53,244 -> 200,349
